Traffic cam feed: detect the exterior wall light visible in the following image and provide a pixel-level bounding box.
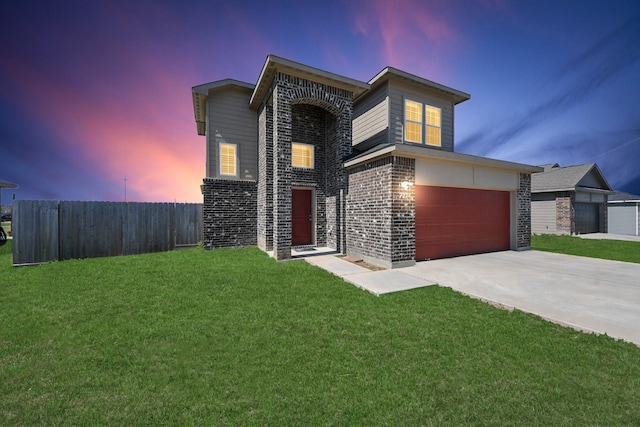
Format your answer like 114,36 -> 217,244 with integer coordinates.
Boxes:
401,181 -> 414,190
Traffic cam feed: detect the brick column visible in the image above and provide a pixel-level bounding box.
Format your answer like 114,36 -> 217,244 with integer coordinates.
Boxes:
272,84 -> 292,260
257,104 -> 273,251
556,192 -> 574,234
391,157 -> 416,265
516,173 -> 532,249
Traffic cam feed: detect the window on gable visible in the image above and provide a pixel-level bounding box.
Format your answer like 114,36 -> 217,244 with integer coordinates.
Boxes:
404,99 -> 442,147
219,142 -> 237,176
292,143 -> 314,169
404,100 -> 423,143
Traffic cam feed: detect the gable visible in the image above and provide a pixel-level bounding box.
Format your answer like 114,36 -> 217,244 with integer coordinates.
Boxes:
577,167 -> 611,190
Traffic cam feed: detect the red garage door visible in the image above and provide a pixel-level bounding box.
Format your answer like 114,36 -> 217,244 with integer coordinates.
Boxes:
415,186 -> 511,261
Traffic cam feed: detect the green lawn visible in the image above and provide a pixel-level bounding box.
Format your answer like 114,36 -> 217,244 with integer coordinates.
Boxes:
532,234 -> 640,264
2,242 -> 640,425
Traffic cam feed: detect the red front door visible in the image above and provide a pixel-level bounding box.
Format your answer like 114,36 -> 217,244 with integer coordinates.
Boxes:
292,189 -> 313,246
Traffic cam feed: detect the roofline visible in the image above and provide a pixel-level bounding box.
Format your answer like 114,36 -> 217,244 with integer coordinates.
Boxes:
532,187 -> 577,193
0,180 -> 18,189
608,199 -> 640,203
192,78 -> 255,94
249,55 -> 370,109
344,143 -> 542,173
365,67 -> 471,105
532,186 -> 615,194
576,186 -> 615,194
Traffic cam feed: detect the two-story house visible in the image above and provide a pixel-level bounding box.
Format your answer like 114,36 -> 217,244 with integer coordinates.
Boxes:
192,55 -> 541,268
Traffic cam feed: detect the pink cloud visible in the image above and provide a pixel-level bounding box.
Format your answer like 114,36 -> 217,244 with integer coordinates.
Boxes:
1,49 -> 204,203
350,0 -> 461,78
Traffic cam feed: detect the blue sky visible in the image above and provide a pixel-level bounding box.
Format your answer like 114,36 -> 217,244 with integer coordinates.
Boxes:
1,0 -> 639,203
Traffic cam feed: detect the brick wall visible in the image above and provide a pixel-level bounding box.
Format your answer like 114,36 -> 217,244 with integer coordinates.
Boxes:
202,178 -> 257,249
346,156 -> 415,268
258,72 -> 354,260
390,157 -> 416,263
516,173 -> 532,249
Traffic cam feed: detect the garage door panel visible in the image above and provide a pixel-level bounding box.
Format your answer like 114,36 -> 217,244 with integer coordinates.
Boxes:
575,203 -> 600,234
416,186 -> 510,260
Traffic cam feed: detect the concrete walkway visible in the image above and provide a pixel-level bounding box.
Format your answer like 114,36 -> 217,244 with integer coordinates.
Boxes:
306,251 -> 640,346
578,232 -> 640,242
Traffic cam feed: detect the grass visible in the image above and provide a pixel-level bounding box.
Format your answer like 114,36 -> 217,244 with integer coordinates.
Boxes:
532,234 -> 640,264
2,241 -> 640,425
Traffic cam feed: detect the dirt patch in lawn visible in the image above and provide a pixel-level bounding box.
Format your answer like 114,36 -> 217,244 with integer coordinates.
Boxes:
338,255 -> 386,271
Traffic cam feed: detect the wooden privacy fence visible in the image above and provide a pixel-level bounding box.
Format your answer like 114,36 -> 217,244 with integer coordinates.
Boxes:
12,201 -> 203,265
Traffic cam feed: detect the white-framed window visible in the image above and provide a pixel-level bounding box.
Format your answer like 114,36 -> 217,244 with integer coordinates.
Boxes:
425,105 -> 441,147
292,142 -> 314,169
404,99 -> 423,143
404,99 -> 442,147
219,142 -> 237,176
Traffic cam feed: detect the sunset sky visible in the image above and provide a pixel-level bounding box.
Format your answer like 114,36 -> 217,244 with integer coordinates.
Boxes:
1,0 -> 639,204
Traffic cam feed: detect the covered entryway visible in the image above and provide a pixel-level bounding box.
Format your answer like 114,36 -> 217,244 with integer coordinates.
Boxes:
575,202 -> 600,234
292,189 -> 313,246
415,186 -> 510,260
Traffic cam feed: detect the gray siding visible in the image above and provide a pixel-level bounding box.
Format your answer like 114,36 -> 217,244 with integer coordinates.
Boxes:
608,203 -> 638,235
578,170 -> 606,189
352,84 -> 389,147
531,196 -> 557,234
207,87 -> 257,180
388,80 -> 454,152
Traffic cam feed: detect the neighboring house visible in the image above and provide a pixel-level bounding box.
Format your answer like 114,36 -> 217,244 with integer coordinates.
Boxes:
192,55 -> 541,268
608,191 -> 640,236
0,179 -> 18,208
531,163 -> 613,235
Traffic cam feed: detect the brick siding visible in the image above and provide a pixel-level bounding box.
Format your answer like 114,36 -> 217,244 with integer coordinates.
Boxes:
202,178 -> 257,249
346,156 -> 415,268
516,173 -> 532,249
257,72 -> 354,260
257,105 -> 273,251
556,192 -> 574,234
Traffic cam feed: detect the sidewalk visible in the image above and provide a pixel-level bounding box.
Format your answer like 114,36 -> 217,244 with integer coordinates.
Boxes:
577,233 -> 640,242
305,255 -> 435,295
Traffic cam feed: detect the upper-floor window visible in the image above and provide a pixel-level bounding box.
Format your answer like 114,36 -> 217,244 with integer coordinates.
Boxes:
292,142 -> 314,169
219,142 -> 237,176
404,99 -> 441,147
404,100 -> 423,143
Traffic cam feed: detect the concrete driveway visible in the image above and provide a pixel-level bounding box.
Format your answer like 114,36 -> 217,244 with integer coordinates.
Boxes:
400,250 -> 640,346
307,249 -> 640,346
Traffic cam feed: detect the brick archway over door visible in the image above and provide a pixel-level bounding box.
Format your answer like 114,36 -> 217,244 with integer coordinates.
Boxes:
415,186 -> 510,260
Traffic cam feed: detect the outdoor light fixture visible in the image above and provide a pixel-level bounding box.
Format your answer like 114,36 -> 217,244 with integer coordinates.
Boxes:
401,181 -> 414,190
